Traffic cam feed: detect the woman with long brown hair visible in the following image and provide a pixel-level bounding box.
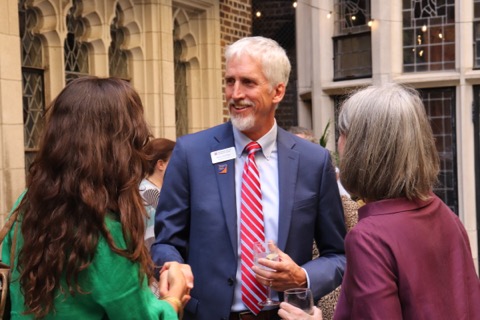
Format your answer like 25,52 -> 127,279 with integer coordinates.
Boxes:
2,77 -> 190,319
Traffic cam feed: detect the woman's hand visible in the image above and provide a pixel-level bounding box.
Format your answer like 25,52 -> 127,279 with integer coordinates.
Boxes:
158,262 -> 193,309
278,302 -> 323,320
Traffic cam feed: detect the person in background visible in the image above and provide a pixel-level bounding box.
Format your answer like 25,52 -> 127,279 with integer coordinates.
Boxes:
2,77 -> 190,319
140,138 -> 176,249
288,126 -> 317,143
151,36 -> 346,320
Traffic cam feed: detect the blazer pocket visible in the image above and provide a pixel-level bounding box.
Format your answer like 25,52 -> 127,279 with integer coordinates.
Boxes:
292,196 -> 317,211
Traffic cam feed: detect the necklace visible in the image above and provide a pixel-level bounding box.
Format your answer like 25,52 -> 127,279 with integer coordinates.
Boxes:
146,177 -> 161,189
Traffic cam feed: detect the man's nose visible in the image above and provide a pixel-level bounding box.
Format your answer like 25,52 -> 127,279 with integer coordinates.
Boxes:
231,82 -> 245,99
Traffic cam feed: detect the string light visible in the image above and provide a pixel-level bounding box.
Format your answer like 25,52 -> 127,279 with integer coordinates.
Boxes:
327,11 -> 332,19
293,1 -> 297,8
255,10 -> 261,18
368,19 -> 374,27
422,24 -> 427,32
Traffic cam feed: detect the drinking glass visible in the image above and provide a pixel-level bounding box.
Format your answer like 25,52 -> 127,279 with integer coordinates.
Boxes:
253,241 -> 280,307
284,288 -> 314,315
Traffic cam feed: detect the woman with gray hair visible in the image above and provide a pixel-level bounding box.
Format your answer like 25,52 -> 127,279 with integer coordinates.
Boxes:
279,83 -> 480,320
334,83 -> 480,319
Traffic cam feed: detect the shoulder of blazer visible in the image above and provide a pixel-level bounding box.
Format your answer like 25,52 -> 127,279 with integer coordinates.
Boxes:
277,126 -> 296,149
178,122 -> 233,145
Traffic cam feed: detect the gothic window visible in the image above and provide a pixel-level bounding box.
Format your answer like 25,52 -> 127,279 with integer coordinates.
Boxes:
174,22 -> 188,137
333,0 -> 372,81
109,4 -> 129,79
19,0 -> 45,172
403,0 -> 455,72
65,0 -> 89,82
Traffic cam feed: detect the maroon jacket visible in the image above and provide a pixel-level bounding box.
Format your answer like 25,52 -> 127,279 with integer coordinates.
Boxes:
335,194 -> 480,320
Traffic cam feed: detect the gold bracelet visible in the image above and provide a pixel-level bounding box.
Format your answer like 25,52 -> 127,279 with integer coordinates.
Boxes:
161,296 -> 183,319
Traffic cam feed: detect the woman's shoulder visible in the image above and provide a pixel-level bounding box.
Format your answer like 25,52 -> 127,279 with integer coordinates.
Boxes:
100,213 -> 127,250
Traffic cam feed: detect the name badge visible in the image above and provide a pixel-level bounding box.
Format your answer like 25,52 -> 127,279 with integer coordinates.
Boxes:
211,147 -> 236,164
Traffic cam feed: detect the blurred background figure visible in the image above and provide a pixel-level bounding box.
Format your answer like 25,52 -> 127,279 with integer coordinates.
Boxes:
140,138 -> 176,249
288,126 -> 317,143
2,76 -> 189,319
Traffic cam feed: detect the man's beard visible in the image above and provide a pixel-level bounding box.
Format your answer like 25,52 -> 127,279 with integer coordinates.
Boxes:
229,99 -> 255,131
230,112 -> 255,131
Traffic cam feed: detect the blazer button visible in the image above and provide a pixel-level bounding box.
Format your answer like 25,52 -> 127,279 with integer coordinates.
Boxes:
227,277 -> 235,286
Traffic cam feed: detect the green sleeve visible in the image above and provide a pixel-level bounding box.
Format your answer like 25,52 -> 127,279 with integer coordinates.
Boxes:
1,191 -> 26,265
85,218 -> 178,320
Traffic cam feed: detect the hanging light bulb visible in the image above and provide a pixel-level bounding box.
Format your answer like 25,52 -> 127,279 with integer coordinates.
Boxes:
327,11 -> 332,19
255,11 -> 261,18
292,1 -> 297,8
368,19 -> 374,27
422,24 -> 427,32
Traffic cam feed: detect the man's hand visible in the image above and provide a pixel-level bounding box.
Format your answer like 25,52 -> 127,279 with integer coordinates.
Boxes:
252,246 -> 307,291
159,262 -> 194,306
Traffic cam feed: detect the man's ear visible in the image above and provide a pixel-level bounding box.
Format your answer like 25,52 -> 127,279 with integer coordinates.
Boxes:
272,82 -> 286,104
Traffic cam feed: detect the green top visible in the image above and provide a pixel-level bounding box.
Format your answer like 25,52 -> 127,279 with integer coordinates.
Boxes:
1,195 -> 177,320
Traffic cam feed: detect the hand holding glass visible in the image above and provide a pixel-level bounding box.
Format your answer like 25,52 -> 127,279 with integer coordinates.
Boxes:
253,241 -> 280,306
284,288 -> 314,315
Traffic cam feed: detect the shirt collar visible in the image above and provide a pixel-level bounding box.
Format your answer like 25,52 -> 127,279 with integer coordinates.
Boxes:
358,193 -> 436,220
232,120 -> 277,160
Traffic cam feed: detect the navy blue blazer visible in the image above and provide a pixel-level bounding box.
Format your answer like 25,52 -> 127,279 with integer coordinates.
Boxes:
151,122 -> 346,320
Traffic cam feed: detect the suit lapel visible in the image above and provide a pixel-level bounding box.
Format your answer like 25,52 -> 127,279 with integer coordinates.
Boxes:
212,123 -> 238,256
276,129 -> 299,251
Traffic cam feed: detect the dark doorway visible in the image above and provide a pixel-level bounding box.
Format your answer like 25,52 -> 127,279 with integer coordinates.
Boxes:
251,0 -> 298,130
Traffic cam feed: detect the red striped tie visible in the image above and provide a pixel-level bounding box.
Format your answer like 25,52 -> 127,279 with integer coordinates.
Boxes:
240,141 -> 267,314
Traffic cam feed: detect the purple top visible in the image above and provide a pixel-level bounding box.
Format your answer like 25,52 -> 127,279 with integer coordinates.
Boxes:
334,194 -> 480,319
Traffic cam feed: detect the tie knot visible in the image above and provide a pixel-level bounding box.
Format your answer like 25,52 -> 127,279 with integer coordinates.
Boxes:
245,141 -> 261,155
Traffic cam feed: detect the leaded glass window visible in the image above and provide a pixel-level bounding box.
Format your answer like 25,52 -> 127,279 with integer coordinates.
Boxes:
333,0 -> 372,80
403,0 -> 455,72
109,4 -> 129,79
19,0 -> 45,171
419,87 -> 458,213
65,0 -> 89,82
333,87 -> 458,214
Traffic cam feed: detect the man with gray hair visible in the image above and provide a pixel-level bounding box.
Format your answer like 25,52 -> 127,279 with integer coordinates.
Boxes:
151,36 -> 346,320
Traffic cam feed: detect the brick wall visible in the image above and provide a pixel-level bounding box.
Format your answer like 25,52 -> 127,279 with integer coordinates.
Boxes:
220,0 -> 253,122
218,0 -> 298,129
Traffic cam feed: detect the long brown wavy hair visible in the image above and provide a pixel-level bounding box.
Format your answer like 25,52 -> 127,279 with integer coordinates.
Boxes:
15,77 -> 153,317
